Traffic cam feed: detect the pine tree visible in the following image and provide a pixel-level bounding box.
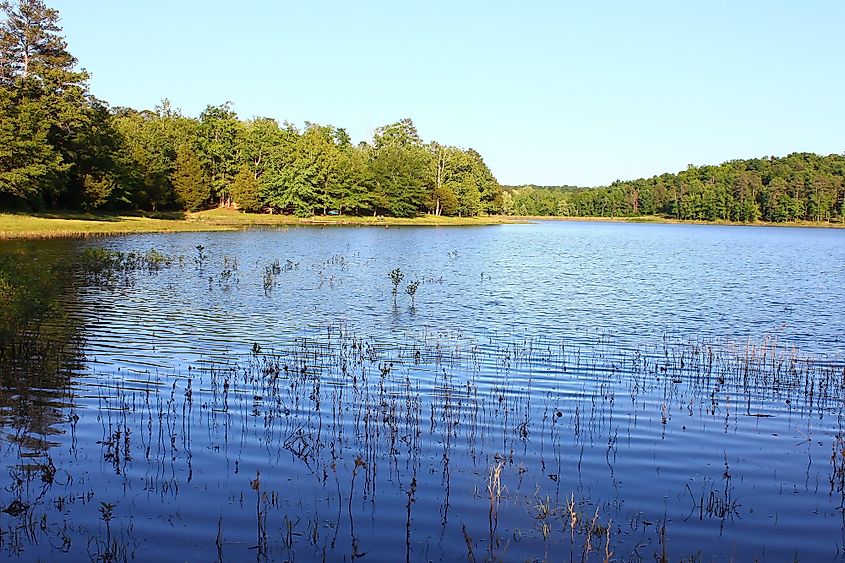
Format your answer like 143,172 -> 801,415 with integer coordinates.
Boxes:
172,145 -> 210,211
0,0 -> 113,207
230,165 -> 262,212
0,80 -> 62,204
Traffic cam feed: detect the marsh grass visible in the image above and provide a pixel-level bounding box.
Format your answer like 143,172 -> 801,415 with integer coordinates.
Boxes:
832,433 -> 845,508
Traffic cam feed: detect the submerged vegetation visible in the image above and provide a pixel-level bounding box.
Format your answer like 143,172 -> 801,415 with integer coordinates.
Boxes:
0,244 -> 177,377
0,235 -> 843,560
2,308 -> 843,560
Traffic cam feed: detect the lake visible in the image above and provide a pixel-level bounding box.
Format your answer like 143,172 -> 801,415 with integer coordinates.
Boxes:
1,220 -> 844,561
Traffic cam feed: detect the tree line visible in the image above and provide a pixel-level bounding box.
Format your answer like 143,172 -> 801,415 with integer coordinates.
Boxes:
2,1 -> 842,223
505,152 -> 845,223
0,0 -> 502,217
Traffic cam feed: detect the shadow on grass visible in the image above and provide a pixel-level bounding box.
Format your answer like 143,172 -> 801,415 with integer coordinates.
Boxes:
3,210 -> 188,222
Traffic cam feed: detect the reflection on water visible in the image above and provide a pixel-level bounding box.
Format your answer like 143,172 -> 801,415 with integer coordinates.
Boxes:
1,222 -> 844,561
0,240 -> 85,520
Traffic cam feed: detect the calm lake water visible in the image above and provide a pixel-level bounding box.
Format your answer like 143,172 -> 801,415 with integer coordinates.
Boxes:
1,221 -> 844,561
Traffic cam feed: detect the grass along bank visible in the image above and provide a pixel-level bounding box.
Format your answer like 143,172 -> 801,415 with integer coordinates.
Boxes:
0,209 -> 528,239
2,209 -> 842,240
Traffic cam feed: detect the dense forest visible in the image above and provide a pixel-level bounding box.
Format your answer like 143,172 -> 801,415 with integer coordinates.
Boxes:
2,0 -> 843,223
0,0 -> 502,217
504,152 -> 845,223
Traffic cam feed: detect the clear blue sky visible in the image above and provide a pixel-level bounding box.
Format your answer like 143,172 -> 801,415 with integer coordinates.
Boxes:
50,0 -> 844,186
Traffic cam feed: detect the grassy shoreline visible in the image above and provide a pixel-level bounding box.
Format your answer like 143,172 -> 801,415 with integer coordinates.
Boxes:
0,208 -> 528,239
1,209 -> 842,240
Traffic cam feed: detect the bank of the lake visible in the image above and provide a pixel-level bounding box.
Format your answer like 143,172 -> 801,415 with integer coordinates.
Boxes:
516,214 -> 845,228
2,209 -> 843,240
0,209 -> 528,239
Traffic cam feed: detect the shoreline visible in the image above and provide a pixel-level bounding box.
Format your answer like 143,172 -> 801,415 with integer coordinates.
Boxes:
1,209 -> 842,240
519,214 -> 845,229
0,209 -> 529,240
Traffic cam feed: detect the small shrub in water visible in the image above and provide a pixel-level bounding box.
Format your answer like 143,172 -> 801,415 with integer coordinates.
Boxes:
389,268 -> 404,305
405,280 -> 420,307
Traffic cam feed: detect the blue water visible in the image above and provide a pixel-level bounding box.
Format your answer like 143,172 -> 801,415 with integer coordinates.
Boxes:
1,221 -> 843,561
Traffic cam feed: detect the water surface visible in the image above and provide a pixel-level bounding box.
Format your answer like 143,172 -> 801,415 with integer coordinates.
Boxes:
1,221 -> 843,561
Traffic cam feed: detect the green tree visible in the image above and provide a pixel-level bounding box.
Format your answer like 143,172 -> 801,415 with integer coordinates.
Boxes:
0,83 -> 61,204
0,0 -> 81,85
371,143 -> 430,217
262,123 -> 322,216
429,143 -> 456,216
230,164 -> 262,212
68,100 -> 124,210
373,118 -> 421,149
465,148 -> 502,214
171,144 -> 209,211
427,144 -> 497,217
111,101 -> 199,210
431,182 -> 458,216
0,0 -> 96,207
454,175 -> 481,217
298,123 -> 342,215
239,117 -> 283,182
371,119 -> 431,217
197,102 -> 241,207
333,144 -> 378,215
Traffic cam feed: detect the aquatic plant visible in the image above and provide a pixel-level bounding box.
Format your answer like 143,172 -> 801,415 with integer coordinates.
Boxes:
143,249 -> 170,271
405,280 -> 420,308
250,471 -> 268,556
194,244 -> 207,268
0,255 -> 56,351
832,433 -> 845,507
77,247 -> 175,283
389,268 -> 404,306
533,495 -> 553,540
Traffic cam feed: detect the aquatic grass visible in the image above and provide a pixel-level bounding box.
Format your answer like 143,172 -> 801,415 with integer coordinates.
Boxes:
0,255 -> 56,355
487,459 -> 505,508
1,303 -> 843,560
533,495 -> 554,540
832,433 -> 845,508
78,247 -> 176,284
194,244 -> 207,269
250,470 -> 268,556
565,493 -> 579,542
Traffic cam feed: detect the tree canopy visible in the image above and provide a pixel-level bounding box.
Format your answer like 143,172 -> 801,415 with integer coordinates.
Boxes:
504,153 -> 845,223
0,0 -> 114,209
0,0 -> 503,217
